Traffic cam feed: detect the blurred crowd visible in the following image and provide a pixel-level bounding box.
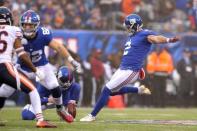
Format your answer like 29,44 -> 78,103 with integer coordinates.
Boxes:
141,46 -> 197,107
3,0 -> 197,32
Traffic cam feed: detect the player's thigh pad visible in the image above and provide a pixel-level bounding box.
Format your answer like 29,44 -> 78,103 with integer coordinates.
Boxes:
106,69 -> 139,92
3,63 -> 35,93
38,64 -> 59,89
0,84 -> 15,98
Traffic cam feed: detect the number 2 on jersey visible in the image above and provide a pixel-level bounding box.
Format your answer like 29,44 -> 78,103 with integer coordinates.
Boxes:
31,50 -> 42,63
123,41 -> 131,56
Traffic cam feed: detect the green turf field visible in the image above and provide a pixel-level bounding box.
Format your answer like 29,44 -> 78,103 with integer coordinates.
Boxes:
1,107 -> 197,131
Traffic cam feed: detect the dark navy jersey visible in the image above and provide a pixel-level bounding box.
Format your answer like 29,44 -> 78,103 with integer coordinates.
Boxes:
120,29 -> 157,71
18,27 -> 52,71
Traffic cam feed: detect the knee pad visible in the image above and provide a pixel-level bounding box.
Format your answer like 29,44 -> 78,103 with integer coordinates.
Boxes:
21,104 -> 36,120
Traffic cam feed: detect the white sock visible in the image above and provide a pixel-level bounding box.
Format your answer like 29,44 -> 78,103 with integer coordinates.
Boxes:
29,89 -> 44,121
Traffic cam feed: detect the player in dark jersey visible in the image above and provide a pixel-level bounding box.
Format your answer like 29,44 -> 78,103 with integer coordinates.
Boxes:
21,66 -> 80,120
80,14 -> 179,122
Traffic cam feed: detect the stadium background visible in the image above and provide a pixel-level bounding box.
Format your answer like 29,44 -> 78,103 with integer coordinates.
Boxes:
3,0 -> 197,108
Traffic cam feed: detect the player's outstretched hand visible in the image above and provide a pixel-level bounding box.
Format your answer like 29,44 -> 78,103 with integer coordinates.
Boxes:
35,68 -> 45,81
169,36 -> 180,43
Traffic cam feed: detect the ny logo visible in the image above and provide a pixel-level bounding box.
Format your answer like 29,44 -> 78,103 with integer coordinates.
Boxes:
129,19 -> 136,28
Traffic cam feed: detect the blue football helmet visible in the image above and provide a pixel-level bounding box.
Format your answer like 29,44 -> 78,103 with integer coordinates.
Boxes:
57,66 -> 74,89
123,14 -> 143,35
0,7 -> 13,25
20,10 -> 40,38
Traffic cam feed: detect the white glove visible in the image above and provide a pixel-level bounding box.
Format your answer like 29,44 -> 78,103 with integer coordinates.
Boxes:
68,56 -> 83,74
72,60 -> 83,73
35,68 -> 45,81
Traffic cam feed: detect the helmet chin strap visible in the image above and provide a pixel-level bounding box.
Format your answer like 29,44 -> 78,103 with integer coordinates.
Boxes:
127,27 -> 136,36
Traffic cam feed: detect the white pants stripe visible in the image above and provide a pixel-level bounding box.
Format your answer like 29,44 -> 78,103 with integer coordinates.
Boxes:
112,71 -> 137,91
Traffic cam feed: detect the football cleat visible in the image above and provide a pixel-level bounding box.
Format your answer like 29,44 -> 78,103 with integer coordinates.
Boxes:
138,85 -> 151,95
36,120 -> 57,128
56,108 -> 74,123
80,114 -> 96,122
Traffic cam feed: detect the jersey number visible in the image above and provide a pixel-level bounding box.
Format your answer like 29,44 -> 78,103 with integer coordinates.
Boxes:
0,31 -> 8,53
123,41 -> 131,56
31,50 -> 42,63
41,27 -> 50,35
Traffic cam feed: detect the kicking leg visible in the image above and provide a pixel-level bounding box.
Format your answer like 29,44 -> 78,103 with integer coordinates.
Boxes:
80,69 -> 139,122
110,85 -> 151,96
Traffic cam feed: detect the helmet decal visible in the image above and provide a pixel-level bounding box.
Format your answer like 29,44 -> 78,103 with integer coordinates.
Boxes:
0,6 -> 13,25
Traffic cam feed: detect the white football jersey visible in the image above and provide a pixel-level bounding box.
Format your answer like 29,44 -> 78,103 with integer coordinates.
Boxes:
0,25 -> 22,63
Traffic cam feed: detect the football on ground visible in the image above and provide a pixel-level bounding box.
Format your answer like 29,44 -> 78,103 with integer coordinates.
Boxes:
67,103 -> 76,118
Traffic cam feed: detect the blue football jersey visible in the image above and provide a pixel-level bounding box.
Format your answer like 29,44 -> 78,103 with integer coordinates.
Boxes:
62,83 -> 80,106
120,29 -> 157,71
18,27 -> 52,71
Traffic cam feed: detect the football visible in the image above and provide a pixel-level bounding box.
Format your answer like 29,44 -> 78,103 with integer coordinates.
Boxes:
66,103 -> 76,118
